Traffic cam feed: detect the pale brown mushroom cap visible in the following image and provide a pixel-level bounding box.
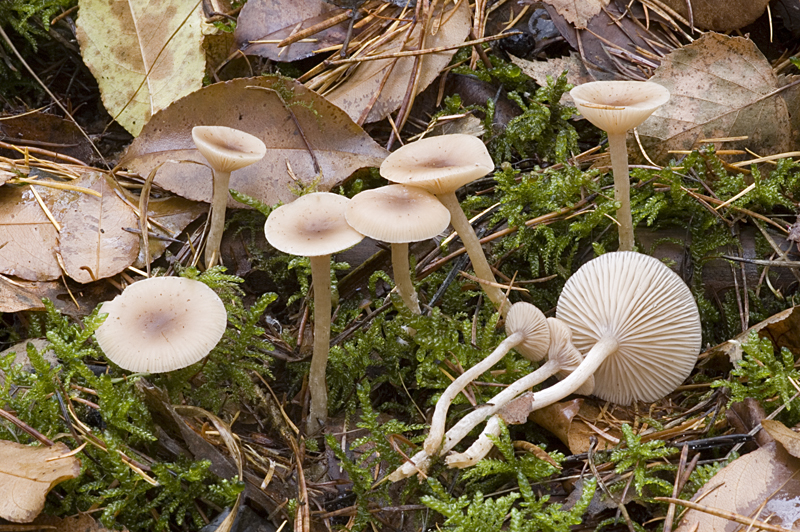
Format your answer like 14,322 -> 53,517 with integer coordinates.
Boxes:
95,277 -> 227,373
345,185 -> 450,243
504,302 -> 550,362
570,82 -> 670,135
380,134 -> 494,195
192,126 -> 267,173
556,251 -> 701,404
264,192 -> 364,257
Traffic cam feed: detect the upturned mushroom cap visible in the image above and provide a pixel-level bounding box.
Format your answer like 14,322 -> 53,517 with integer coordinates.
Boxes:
95,277 -> 227,373
546,317 -> 594,396
570,82 -> 670,135
265,192 -> 364,257
380,134 -> 494,195
192,126 -> 267,173
556,251 -> 701,404
505,302 -> 550,362
345,185 -> 450,243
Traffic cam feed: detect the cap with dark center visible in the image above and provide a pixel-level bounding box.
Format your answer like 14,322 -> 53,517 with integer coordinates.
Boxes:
95,277 -> 227,373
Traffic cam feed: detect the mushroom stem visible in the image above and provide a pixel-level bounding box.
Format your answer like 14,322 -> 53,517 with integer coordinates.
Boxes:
391,243 -> 421,314
425,331 -> 523,455
445,416 -> 502,469
308,254 -> 333,434
205,170 -> 232,268
608,132 -> 634,252
437,192 -> 508,315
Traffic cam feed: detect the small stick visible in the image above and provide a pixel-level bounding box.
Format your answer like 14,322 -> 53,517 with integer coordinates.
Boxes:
0,407 -> 55,446
588,437 -> 637,532
655,497 -> 796,532
663,444 -> 689,532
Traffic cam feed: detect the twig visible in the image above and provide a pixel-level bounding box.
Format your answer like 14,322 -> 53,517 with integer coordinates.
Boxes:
655,497 -> 796,532
0,407 -> 55,446
588,437 -> 636,532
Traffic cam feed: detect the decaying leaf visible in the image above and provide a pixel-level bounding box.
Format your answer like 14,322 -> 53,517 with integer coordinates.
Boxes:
528,398 -> 620,454
0,274 -> 46,313
510,52 -> 592,105
701,306 -> 800,365
675,441 -> 800,531
639,33 -> 793,164
0,440 -> 81,523
0,112 -> 94,164
120,76 -> 388,207
658,0 -> 770,31
35,513 -> 126,532
132,196 -> 206,268
540,0 -> 609,30
234,0 -> 351,62
321,0 -> 471,124
763,420 -> 800,459
76,0 -> 206,136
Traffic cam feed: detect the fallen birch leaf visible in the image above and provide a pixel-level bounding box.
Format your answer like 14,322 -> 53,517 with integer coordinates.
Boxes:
322,0 -> 471,124
76,0 -> 205,136
763,420 -> 800,459
120,76 -> 387,207
658,0 -> 770,30
540,0 -> 609,30
0,440 -> 81,523
0,275 -> 46,313
528,398 -> 620,454
234,0 -> 351,62
0,112 -> 94,164
639,33 -> 793,164
675,441 -> 800,531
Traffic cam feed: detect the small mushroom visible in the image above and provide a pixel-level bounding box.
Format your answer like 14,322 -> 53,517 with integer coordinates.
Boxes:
94,277 -> 227,373
264,192 -> 364,434
424,302 -> 549,455
192,126 -> 267,268
569,82 -> 669,251
345,185 -> 450,314
380,134 -> 509,314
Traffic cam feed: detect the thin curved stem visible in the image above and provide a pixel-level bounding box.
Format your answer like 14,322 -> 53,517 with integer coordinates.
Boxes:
437,192 -> 508,316
445,416 -> 502,468
424,331 -> 522,455
391,243 -> 420,314
307,254 -> 332,435
205,170 -> 231,267
608,132 -> 634,251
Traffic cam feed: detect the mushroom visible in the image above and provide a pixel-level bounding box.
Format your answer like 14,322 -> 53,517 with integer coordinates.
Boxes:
192,126 -> 267,268
569,82 -> 669,251
424,302 -> 549,455
264,192 -> 364,434
345,185 -> 450,314
380,134 -> 508,314
94,276 -> 227,373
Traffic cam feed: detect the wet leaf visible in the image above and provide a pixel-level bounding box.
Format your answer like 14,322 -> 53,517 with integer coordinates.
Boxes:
322,0 -> 471,124
0,275 -> 46,313
675,441 -> 800,531
120,76 -> 388,207
658,0 -> 769,31
0,441 -> 81,523
763,420 -> 800,459
76,0 -> 205,136
0,112 -> 94,164
640,33 -> 793,164
540,0 -> 609,30
234,0 -> 350,62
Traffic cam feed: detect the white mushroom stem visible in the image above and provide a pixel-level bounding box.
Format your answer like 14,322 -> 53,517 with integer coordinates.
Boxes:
608,132 -> 634,252
437,192 -> 508,315
308,254 -> 333,434
391,243 -> 420,315
445,416 -> 502,468
205,169 -> 232,268
425,331 -> 523,455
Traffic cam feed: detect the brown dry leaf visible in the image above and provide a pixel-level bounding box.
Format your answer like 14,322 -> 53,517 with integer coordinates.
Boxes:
0,275 -> 46,312
528,398 -> 620,454
540,0 -> 609,29
0,184 -> 61,281
234,0 -> 350,62
322,0 -> 471,124
0,112 -> 94,164
510,52 -> 592,105
133,196 -> 206,268
657,0 -> 769,31
639,33 -> 793,164
120,76 -> 387,207
52,173 -> 139,284
675,441 -> 800,531
701,306 -> 800,365
35,513 -> 125,532
0,441 -> 81,523
763,420 -> 800,459
76,0 -> 205,136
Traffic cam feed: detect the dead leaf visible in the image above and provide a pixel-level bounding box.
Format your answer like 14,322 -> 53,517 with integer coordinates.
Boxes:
0,275 -> 46,312
76,0 -> 206,136
34,514 -> 125,532
0,440 -> 81,523
675,441 -> 800,531
120,76 -> 387,207
133,196 -> 206,268
510,52 -> 592,105
234,0 -> 351,62
529,398 -> 620,454
52,173 -> 139,284
0,184 -> 61,281
539,0 -> 609,30
322,0 -> 471,124
763,420 -> 800,459
658,0 -> 769,31
0,112 -> 94,164
639,33 -> 793,164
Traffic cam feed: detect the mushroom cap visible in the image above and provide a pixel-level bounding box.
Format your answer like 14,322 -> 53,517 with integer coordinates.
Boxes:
345,185 -> 450,243
95,277 -> 227,373
505,302 -> 550,362
264,192 -> 364,257
546,317 -> 594,396
192,126 -> 267,173
570,82 -> 670,135
556,251 -> 701,405
380,134 -> 494,195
